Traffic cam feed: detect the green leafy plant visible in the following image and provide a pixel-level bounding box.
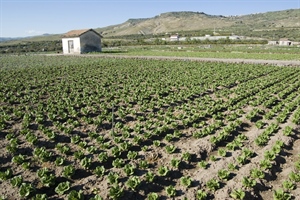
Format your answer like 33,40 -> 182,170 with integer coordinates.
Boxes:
218,169 -> 230,181
282,180 -> 295,191
182,152 -> 192,162
19,183 -> 35,198
123,164 -> 135,176
206,178 -> 220,191
153,140 -> 160,147
165,145 -> 176,154
228,163 -> 237,171
171,157 -> 181,169
218,148 -> 227,157
89,194 -> 103,200
74,151 -> 84,160
273,189 -> 292,200
126,176 -> 141,191
55,156 -> 65,166
10,175 -> 23,187
165,185 -> 176,197
109,184 -> 124,200
40,174 -> 55,187
98,152 -> 108,162
80,157 -> 92,169
63,165 -> 75,179
196,189 -> 207,200
0,168 -> 13,181
260,159 -> 272,170
32,193 -> 48,200
55,181 -> 70,195
68,190 -> 84,200
112,158 -> 125,168
12,154 -> 26,165
180,176 -> 192,188
127,151 -> 138,160
289,171 -> 300,182
145,171 -> 155,182
94,166 -> 106,177
283,126 -> 293,136
147,192 -> 159,200
250,168 -> 265,179
107,172 -> 119,185
242,176 -> 256,188
198,160 -> 208,169
230,189 -> 245,200
139,160 -> 149,169
210,155 -> 217,162
158,166 -> 169,176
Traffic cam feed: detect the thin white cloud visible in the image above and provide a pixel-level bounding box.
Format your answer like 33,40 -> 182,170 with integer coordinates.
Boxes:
25,29 -> 44,36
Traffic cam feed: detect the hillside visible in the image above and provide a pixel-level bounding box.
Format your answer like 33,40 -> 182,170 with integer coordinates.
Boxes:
95,9 -> 300,40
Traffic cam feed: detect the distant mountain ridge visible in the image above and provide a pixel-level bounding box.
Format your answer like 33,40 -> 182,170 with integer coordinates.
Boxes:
95,9 -> 300,38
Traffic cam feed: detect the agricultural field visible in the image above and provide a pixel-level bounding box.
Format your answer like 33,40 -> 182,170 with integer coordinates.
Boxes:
0,55 -> 300,200
104,44 -> 300,61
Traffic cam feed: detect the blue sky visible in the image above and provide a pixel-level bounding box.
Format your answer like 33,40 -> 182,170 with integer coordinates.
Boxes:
1,0 -> 300,37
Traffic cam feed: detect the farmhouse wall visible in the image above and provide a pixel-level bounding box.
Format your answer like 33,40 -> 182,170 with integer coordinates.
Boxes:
80,31 -> 102,53
62,37 -> 81,54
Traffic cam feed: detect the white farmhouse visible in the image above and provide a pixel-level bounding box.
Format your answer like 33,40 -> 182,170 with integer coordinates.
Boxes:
62,29 -> 102,54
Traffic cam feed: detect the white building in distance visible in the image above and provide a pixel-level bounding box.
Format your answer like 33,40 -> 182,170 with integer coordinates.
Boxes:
62,29 -> 102,54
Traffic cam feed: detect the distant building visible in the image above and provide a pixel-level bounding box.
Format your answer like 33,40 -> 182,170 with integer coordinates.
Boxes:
170,34 -> 179,41
62,29 -> 102,54
278,38 -> 292,46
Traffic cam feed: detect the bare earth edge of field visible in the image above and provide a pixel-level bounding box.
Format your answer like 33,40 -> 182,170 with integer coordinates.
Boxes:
46,54 -> 300,67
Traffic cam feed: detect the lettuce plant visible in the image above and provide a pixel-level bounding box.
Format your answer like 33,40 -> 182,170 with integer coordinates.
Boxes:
0,168 -> 13,181
10,175 -> 23,187
127,151 -> 138,160
109,184 -> 123,200
218,169 -> 230,181
55,156 -> 65,166
242,176 -> 256,188
171,158 -> 181,169
147,192 -> 159,200
165,145 -> 176,154
63,165 -> 75,179
80,157 -> 92,169
94,166 -> 105,177
282,180 -> 295,191
145,171 -> 155,182
126,176 -> 141,191
112,158 -> 125,168
250,168 -> 265,179
196,189 -> 207,200
206,178 -> 220,191
68,190 -> 84,200
198,161 -> 208,169
158,166 -> 169,176
123,164 -> 135,176
55,181 -> 70,195
230,189 -> 245,200
19,183 -> 35,198
180,176 -> 192,188
165,185 -> 176,197
98,152 -> 108,162
107,172 -> 119,184
273,189 -> 291,200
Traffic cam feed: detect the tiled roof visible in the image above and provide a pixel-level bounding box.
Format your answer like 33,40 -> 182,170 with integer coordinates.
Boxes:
63,29 -> 101,38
